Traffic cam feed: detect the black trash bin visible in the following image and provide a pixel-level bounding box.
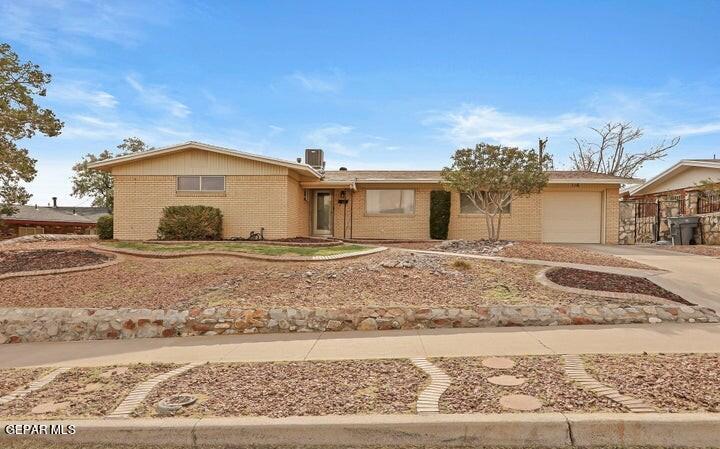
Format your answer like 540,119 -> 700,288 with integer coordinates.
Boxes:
667,216 -> 700,245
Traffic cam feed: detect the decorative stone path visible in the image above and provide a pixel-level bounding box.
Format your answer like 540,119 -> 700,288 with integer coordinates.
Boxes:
106,363 -> 201,419
93,244 -> 387,262
481,357 -> 516,369
0,367 -> 70,405
410,358 -> 451,414
499,394 -> 542,411
562,354 -> 656,413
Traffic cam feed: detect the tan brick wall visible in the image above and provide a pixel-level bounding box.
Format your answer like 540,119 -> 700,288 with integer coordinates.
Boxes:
448,183 -> 620,243
333,184 -> 433,239
113,175 -> 291,240
287,175 -> 310,237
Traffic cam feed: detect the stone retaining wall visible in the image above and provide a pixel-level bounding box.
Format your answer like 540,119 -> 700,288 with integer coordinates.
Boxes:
1,304 -> 717,344
696,212 -> 720,245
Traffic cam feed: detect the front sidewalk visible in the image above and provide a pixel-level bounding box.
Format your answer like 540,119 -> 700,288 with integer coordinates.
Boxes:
2,323 -> 719,368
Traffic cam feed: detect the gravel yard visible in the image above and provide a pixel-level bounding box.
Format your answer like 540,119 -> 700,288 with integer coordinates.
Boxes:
661,245 -> 720,258
0,243 -> 661,309
0,249 -> 110,275
0,368 -> 47,397
387,240 -> 653,269
584,353 -> 720,413
137,360 -> 426,418
0,364 -> 176,418
436,356 -> 620,413
545,267 -> 690,304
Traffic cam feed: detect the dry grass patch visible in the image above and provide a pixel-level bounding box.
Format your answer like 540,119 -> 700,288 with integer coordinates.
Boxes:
137,360 -> 426,418
584,353 -> 720,413
436,356 -> 621,414
0,364 -> 177,419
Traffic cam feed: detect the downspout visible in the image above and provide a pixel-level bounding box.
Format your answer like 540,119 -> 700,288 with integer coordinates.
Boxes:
350,186 -> 354,239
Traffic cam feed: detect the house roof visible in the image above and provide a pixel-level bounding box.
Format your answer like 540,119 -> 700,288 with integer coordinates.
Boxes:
1,206 -> 111,224
87,141 -> 323,178
323,170 -> 639,184
629,159 -> 720,196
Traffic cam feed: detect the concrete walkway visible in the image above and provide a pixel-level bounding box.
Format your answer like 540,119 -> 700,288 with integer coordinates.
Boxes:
1,323 -> 718,368
581,244 -> 720,310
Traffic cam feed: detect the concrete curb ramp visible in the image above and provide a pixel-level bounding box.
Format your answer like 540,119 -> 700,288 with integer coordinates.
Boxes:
2,413 -> 719,447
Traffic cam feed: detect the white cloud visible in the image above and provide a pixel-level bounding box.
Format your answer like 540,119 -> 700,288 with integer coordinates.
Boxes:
61,114 -> 191,142
0,0 -> 172,55
48,83 -> 118,108
288,71 -> 342,93
666,121 -> 720,137
305,125 -> 357,156
428,105 -> 595,148
126,74 -> 191,118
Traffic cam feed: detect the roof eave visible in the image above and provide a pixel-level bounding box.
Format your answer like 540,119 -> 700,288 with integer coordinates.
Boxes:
629,159 -> 720,195
86,142 -> 322,178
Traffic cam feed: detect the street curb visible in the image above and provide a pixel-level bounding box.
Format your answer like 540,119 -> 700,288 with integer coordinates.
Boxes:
2,413 -> 719,447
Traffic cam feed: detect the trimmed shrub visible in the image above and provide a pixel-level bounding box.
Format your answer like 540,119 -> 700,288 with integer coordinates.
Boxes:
96,215 -> 113,240
430,190 -> 451,240
157,205 -> 223,240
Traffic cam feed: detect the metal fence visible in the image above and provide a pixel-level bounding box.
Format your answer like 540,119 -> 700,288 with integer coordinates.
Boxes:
698,193 -> 720,214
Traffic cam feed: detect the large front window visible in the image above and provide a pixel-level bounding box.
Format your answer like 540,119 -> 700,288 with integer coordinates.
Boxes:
366,189 -> 415,215
177,176 -> 225,192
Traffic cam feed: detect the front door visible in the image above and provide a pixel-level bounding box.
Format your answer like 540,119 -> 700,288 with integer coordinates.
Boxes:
313,190 -> 333,236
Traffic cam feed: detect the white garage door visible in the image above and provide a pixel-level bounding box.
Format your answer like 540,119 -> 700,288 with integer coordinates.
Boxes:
542,191 -> 602,243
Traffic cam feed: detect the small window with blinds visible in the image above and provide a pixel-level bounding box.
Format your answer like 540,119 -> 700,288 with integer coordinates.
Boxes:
176,176 -> 225,192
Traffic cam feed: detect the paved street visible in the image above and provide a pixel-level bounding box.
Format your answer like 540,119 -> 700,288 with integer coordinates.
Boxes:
1,323 -> 718,368
581,244 -> 720,310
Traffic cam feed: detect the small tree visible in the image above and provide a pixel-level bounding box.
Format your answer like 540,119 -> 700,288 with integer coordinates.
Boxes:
442,143 -> 551,241
0,43 -> 63,215
71,137 -> 150,210
570,122 -> 679,177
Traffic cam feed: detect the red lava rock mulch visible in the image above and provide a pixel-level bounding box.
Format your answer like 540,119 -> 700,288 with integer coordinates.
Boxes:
436,356 -> 621,413
0,368 -> 48,397
0,364 -> 177,418
584,353 -> 720,412
0,249 -> 110,275
545,267 -> 690,304
137,360 -> 427,418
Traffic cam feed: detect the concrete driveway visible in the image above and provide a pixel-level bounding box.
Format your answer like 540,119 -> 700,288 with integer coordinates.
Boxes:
581,244 -> 720,311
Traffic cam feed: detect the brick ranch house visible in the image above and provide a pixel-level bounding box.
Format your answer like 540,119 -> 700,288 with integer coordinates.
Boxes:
88,141 -> 636,244
620,159 -> 720,244
0,199 -> 110,240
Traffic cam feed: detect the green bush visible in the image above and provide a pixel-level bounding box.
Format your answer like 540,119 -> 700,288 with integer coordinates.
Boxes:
96,215 -> 113,240
157,205 -> 223,240
430,190 -> 451,240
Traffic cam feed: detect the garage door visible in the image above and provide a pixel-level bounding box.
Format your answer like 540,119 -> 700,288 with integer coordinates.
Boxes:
542,191 -> 602,243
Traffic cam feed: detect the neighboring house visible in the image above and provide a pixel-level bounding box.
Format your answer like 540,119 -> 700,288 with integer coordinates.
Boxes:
0,199 -> 110,239
620,159 -> 720,244
88,141 -> 636,244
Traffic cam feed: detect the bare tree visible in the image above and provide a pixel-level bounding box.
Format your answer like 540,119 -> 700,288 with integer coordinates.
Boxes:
570,122 -> 679,177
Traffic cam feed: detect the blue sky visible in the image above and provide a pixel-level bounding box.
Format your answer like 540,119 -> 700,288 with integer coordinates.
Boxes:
3,0 -> 720,206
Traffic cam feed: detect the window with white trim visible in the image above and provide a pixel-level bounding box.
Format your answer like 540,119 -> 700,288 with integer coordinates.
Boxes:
460,192 -> 511,214
176,176 -> 225,192
366,189 -> 415,214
